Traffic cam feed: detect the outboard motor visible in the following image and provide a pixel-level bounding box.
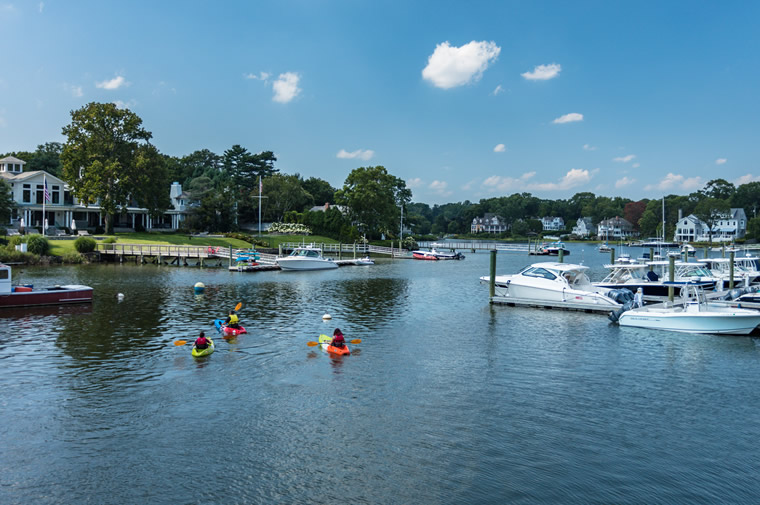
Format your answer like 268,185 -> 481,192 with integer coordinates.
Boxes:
608,300 -> 634,323
606,288 -> 635,304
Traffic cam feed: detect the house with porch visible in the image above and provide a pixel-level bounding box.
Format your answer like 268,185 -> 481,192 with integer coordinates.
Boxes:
597,216 -> 637,240
540,216 -> 565,232
674,209 -> 747,243
471,213 -> 509,234
1,156 -> 189,232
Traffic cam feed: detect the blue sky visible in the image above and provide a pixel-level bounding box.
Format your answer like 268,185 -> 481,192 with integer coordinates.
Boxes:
2,1 -> 759,204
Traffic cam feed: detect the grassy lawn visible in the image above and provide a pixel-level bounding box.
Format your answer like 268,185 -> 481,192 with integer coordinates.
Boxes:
46,232 -> 342,256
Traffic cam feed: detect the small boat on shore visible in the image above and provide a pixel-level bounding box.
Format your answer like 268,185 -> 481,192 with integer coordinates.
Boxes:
0,263 -> 93,308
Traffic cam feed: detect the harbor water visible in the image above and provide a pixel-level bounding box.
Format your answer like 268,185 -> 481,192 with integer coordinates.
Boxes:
2,243 -> 760,504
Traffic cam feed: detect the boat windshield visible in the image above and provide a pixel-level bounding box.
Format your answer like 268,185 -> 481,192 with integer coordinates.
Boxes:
291,249 -> 321,258
521,267 -> 557,280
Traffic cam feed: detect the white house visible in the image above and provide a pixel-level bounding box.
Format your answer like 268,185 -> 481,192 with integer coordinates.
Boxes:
540,216 -> 565,231
597,216 -> 637,239
674,208 -> 747,242
471,213 -> 509,233
1,156 -> 188,232
571,217 -> 595,238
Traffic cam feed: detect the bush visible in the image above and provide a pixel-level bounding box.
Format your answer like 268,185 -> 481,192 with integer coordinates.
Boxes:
61,252 -> 85,264
103,237 -> 117,244
74,236 -> 97,253
25,234 -> 50,255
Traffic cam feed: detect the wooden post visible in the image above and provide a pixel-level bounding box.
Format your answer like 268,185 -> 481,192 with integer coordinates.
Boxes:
729,250 -> 735,289
229,246 -> 233,267
558,248 -> 564,263
610,248 -> 615,265
489,249 -> 497,301
704,247 -> 708,259
353,242 -> 356,259
279,244 -> 283,257
668,255 -> 675,303
339,243 -> 342,260
722,245 -> 725,258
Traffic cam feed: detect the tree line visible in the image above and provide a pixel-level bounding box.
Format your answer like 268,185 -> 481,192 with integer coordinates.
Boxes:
2,102 -> 760,241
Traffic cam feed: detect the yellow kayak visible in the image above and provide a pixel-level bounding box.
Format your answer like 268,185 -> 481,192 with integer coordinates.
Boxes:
191,338 -> 215,357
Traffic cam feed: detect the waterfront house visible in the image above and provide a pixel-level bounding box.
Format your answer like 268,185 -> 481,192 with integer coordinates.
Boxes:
471,213 -> 509,234
597,216 -> 637,240
540,216 -> 565,232
1,155 -> 188,232
571,217 -> 595,238
674,209 -> 747,242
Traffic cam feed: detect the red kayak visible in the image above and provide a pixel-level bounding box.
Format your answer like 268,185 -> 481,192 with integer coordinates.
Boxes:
214,319 -> 247,336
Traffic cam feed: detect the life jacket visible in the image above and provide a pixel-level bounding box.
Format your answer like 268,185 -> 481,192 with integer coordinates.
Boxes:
229,314 -> 239,325
195,337 -> 208,348
332,334 -> 345,347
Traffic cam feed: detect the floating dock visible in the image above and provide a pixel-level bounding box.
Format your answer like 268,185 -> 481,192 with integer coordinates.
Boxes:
491,295 -> 620,314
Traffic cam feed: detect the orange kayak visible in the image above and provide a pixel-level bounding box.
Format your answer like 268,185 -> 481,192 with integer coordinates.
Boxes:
318,334 -> 350,355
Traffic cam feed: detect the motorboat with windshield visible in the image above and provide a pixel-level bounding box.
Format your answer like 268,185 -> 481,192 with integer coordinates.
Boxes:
480,262 -> 626,309
594,261 -> 716,297
276,246 -> 338,271
412,248 -> 465,260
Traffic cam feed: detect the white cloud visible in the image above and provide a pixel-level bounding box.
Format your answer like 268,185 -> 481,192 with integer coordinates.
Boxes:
244,71 -> 270,81
644,173 -> 704,192
429,180 -> 453,196
527,168 -> 592,191
336,149 -> 374,161
716,158 -> 727,165
613,154 -> 636,163
96,75 -> 127,90
583,144 -> 597,151
521,63 -> 561,81
1,4 -> 16,12
552,112 -> 583,124
492,84 -> 504,95
615,176 -> 636,188
70,85 -> 83,97
113,99 -> 137,110
734,174 -> 760,185
422,40 -> 500,89
493,143 -> 506,153
407,177 -> 424,189
482,172 -> 537,192
272,72 -> 301,103
38,2 -> 43,12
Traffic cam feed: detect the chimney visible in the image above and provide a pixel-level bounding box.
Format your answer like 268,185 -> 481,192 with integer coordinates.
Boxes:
678,208 -> 683,220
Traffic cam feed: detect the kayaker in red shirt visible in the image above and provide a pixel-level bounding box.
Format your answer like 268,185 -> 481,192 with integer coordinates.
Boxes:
331,328 -> 346,348
195,331 -> 209,350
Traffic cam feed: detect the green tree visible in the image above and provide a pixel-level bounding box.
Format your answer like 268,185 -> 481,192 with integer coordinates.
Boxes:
0,179 -> 15,224
701,179 -> 736,201
25,142 -> 63,176
302,177 -> 336,207
262,173 -> 312,222
60,102 -> 170,234
731,181 -> 760,220
224,145 -> 278,193
747,216 -> 760,240
694,198 -> 730,243
335,166 -> 411,239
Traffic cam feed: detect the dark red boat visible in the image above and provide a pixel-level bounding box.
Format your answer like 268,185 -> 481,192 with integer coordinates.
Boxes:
0,263 -> 93,308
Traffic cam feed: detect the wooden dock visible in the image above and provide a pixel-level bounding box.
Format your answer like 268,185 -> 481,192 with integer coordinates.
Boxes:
491,295 -> 620,314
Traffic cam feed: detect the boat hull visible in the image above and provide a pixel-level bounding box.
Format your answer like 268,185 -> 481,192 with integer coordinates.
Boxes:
319,334 -> 350,355
618,307 -> 760,334
276,258 -> 338,270
0,285 -> 93,308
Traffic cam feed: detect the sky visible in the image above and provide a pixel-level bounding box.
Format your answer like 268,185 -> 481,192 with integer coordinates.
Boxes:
2,1 -> 760,205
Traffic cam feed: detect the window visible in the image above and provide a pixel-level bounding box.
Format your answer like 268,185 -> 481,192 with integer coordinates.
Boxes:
36,184 -> 44,204
0,269 -> 8,279
523,267 -> 557,280
52,185 -> 60,204
22,184 -> 30,203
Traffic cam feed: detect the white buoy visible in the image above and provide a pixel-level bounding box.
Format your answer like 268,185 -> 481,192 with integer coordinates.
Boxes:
117,293 -> 125,300
322,313 -> 332,320
194,282 -> 205,293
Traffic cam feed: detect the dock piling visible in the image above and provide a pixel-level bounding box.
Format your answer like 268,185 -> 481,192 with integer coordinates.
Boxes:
668,255 -> 675,302
489,250 -> 497,301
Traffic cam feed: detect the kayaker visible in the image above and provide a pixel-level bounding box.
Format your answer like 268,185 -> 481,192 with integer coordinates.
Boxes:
331,328 -> 346,348
225,310 -> 241,329
195,331 -> 209,350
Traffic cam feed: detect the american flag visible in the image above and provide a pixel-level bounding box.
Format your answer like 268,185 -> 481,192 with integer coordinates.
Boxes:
44,175 -> 50,202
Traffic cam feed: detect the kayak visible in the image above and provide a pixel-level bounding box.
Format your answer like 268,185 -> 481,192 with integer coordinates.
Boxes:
192,338 -> 215,357
319,334 -> 350,355
214,319 -> 247,336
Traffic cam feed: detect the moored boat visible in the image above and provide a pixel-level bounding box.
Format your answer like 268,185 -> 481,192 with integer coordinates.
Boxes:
0,263 -> 93,308
276,246 -> 338,271
412,248 -> 465,260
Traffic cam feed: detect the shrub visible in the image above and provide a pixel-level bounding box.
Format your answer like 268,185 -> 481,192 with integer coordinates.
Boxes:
26,234 -> 50,255
103,237 -> 117,244
61,252 -> 85,264
268,223 -> 312,235
74,236 -> 97,253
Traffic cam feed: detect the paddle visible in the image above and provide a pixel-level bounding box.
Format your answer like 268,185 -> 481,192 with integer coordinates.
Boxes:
307,338 -> 362,346
174,337 -> 215,347
175,302 -> 243,346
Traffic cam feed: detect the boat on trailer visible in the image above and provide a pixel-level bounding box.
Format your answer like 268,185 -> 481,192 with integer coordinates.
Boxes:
0,263 -> 93,308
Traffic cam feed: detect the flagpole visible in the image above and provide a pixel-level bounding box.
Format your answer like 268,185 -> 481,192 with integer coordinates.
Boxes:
43,175 -> 46,234
258,176 -> 262,237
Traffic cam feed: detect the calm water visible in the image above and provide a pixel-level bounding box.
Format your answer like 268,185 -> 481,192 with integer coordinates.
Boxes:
2,244 -> 760,504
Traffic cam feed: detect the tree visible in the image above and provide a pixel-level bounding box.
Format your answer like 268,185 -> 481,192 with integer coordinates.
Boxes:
223,145 -> 278,193
731,181 -> 760,220
60,102 -> 170,234
302,177 -> 336,207
0,179 -> 15,224
335,166 -> 411,239
694,198 -> 730,243
701,179 -> 736,201
262,173 -> 312,222
624,201 -> 647,230
747,216 -> 760,240
25,142 -> 63,176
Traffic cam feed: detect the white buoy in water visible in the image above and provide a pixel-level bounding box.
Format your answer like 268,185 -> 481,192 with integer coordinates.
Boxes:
322,313 -> 332,320
117,293 -> 125,300
194,282 -> 205,293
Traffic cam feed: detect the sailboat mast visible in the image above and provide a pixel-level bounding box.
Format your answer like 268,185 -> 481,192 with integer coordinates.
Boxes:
662,197 -> 665,242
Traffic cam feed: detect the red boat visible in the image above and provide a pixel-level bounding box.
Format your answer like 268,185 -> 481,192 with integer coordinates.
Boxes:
0,263 -> 93,308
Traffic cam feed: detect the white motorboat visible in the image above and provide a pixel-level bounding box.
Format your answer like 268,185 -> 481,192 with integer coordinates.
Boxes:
480,262 -> 625,310
616,285 -> 760,335
355,256 -> 374,265
594,261 -> 716,297
276,247 -> 338,271
412,248 -> 465,260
